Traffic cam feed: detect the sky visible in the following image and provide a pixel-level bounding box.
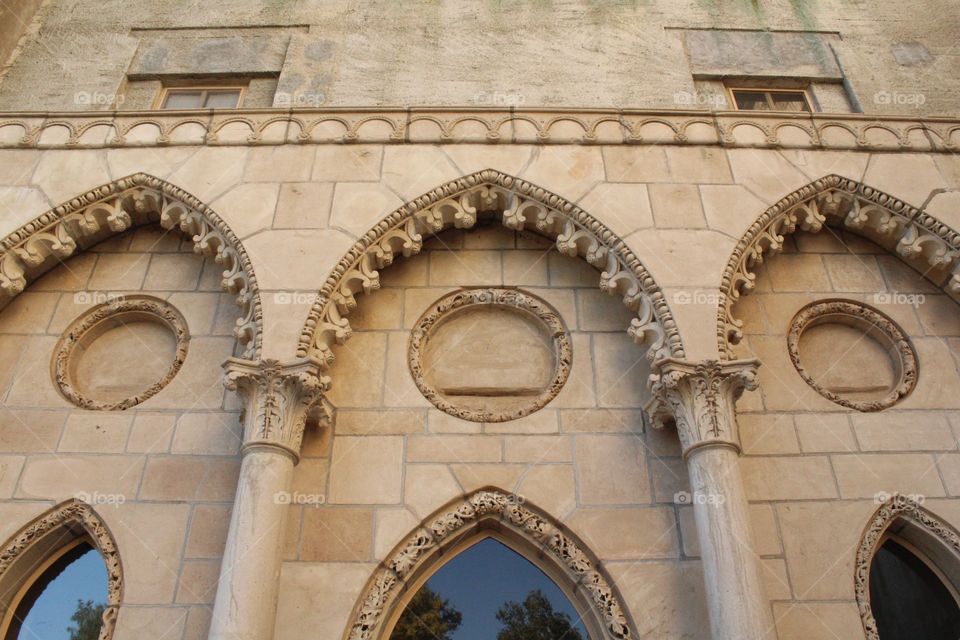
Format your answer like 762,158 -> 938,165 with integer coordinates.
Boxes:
423,538 -> 590,640
17,548 -> 108,640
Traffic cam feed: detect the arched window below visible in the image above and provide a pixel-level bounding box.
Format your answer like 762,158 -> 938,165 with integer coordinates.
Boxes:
388,537 -> 590,639
3,538 -> 109,639
869,534 -> 960,640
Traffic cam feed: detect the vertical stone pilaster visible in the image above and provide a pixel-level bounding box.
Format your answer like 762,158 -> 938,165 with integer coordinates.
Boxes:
649,358 -> 777,640
209,358 -> 329,640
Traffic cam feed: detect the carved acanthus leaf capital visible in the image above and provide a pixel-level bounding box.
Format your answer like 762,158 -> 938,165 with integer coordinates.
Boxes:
647,358 -> 759,458
223,357 -> 331,461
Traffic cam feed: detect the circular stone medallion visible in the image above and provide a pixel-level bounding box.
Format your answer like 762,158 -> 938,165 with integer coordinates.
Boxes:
409,288 -> 572,422
52,295 -> 190,410
787,299 -> 917,411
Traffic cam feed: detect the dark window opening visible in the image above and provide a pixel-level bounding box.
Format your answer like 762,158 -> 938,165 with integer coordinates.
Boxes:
870,537 -> 960,640
731,88 -> 812,112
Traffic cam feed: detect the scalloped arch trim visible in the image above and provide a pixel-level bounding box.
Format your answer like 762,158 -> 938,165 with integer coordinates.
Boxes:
718,174 -> 960,358
0,173 -> 262,358
298,169 -> 683,371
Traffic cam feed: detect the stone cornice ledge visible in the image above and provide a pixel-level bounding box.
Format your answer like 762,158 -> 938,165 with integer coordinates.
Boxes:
0,107 -> 956,150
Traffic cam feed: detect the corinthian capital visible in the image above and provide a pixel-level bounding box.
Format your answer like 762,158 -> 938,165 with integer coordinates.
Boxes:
647,358 -> 759,458
223,357 -> 331,461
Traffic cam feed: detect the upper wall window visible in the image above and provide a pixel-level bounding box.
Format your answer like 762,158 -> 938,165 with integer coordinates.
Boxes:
729,88 -> 813,112
157,85 -> 245,109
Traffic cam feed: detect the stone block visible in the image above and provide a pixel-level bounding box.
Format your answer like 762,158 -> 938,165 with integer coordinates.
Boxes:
567,507 -> 678,559
139,457 -> 240,502
575,434 -> 650,505
59,411 -> 132,453
327,436 -> 403,504
244,146 -> 314,182
794,413 -> 857,453
274,182 -> 334,229
313,145 -> 383,182
516,464 -> 576,518
406,435 -> 502,463
649,183 -> 707,229
185,504 -> 231,559
741,456 -> 837,501
833,453 -> 945,499
300,508 -> 374,562
175,560 -> 221,605
851,412 -> 955,451
404,464 -> 461,517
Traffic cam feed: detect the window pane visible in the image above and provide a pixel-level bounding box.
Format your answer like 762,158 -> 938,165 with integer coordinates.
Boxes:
204,90 -> 241,109
390,538 -> 589,639
869,538 -> 960,640
162,91 -> 204,109
12,544 -> 109,640
770,92 -> 810,112
733,91 -> 770,111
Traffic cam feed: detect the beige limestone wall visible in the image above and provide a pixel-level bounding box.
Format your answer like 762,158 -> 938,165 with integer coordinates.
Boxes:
0,224 -> 242,640
732,229 -> 960,640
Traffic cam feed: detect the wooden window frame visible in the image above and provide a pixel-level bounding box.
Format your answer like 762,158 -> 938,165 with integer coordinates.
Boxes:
726,86 -> 814,112
154,83 -> 247,110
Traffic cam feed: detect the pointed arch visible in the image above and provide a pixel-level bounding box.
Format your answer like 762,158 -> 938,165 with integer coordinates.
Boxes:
855,494 -> 960,640
345,489 -> 634,640
298,169 -> 683,375
0,173 -> 262,358
0,499 -> 123,640
718,174 -> 960,358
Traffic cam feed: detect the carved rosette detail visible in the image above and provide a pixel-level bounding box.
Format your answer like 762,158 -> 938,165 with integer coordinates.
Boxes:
718,175 -> 960,358
0,173 -> 262,358
0,500 -> 123,640
346,490 -> 633,640
52,295 -> 190,411
787,300 -> 918,411
855,494 -> 960,640
407,288 -> 572,423
298,170 -> 682,371
647,359 -> 759,458
223,358 -> 331,460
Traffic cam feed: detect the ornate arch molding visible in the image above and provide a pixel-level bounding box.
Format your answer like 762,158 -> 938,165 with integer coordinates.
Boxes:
855,494 -> 960,640
718,174 -> 960,358
298,169 -> 683,372
346,489 -> 635,640
0,500 -> 123,639
0,173 -> 262,358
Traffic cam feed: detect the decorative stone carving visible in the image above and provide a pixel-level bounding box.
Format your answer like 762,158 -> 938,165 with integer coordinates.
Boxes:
855,494 -> 960,640
408,288 -> 572,423
346,490 -> 634,640
0,500 -> 123,640
299,169 -> 682,373
787,300 -> 917,411
52,295 -> 190,411
0,173 -> 262,358
0,109 -> 955,150
719,175 -> 960,358
223,357 -> 331,460
647,358 -> 760,458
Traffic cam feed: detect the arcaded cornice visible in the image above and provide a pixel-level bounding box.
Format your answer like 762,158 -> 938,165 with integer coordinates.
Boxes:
0,108 -> 956,150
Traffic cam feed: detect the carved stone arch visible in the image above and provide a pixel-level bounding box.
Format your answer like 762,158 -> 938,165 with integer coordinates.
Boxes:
718,174 -> 960,358
0,173 -> 262,358
0,499 -> 123,640
855,494 -> 960,640
345,489 -> 636,640
298,169 -> 684,380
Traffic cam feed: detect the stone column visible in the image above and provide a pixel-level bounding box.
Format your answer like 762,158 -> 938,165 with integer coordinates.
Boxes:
208,358 -> 328,640
649,358 -> 777,640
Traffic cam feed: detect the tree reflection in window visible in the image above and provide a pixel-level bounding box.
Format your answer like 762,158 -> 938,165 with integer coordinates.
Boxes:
5,540 -> 109,640
390,538 -> 588,640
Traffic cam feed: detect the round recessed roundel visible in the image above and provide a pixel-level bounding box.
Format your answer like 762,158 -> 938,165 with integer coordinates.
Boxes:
409,288 -> 572,422
787,299 -> 917,411
52,295 -> 190,410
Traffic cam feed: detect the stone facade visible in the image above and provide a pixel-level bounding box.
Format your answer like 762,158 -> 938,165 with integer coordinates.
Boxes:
0,2 -> 958,640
